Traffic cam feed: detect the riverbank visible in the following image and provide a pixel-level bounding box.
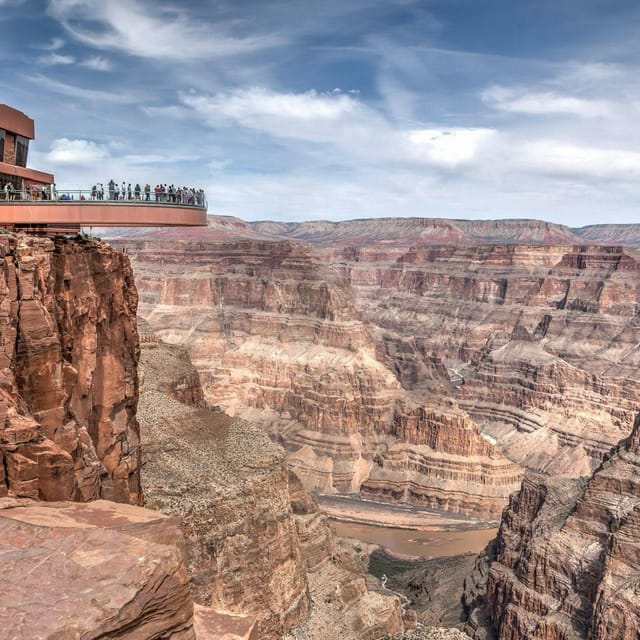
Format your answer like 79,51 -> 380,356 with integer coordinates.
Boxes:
318,494 -> 499,531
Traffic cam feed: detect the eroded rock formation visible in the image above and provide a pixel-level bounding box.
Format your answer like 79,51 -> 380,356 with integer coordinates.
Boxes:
465,412 -> 640,640
102,218 -> 640,523
0,233 -> 140,504
324,242 -> 640,476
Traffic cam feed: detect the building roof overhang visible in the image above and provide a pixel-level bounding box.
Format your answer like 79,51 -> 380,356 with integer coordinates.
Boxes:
0,105 -> 35,139
0,162 -> 54,185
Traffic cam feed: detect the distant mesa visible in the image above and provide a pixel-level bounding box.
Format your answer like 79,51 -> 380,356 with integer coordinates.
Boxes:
0,103 -> 207,235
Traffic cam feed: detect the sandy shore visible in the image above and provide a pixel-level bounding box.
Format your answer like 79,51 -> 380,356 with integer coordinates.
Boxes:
318,495 -> 499,531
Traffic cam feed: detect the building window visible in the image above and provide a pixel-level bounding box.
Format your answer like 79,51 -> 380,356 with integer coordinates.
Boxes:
0,130 -> 5,163
15,135 -> 28,167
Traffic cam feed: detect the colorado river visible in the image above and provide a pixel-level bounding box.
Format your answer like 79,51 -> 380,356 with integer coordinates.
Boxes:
331,520 -> 498,557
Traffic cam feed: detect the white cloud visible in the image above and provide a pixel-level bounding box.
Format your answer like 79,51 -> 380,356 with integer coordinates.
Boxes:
47,0 -> 284,61
80,56 -> 112,71
209,159 -> 232,172
559,62 -> 624,84
141,105 -> 192,120
179,87 -> 381,147
122,153 -> 195,165
521,140 -> 640,180
31,74 -> 139,104
38,53 -> 75,66
40,37 -> 65,51
406,128 -> 496,169
482,85 -> 612,118
181,87 -> 495,172
183,87 -> 358,125
44,138 -> 109,165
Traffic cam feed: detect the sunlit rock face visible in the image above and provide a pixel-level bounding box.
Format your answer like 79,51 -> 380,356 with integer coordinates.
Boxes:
111,217 -> 640,518
0,234 -> 140,504
475,412 -> 640,640
122,237 -> 522,519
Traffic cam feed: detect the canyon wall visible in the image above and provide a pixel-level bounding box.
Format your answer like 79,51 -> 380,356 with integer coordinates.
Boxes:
467,411 -> 640,640
117,224 -> 640,515
123,238 -> 523,519
320,242 -> 640,476
0,233 -> 140,504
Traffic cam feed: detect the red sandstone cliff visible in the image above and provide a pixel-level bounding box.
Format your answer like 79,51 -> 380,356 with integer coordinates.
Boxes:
0,234 -> 140,504
103,219 -> 640,486
324,242 -> 640,477
108,221 -> 640,490
102,217 -> 640,521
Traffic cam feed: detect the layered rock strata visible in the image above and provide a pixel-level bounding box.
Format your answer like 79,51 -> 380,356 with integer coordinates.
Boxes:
322,243 -> 640,476
361,404 -> 522,518
0,233 -> 140,504
469,412 -> 640,640
137,332 -> 405,640
124,239 -> 522,518
138,336 -> 307,639
0,497 -> 195,639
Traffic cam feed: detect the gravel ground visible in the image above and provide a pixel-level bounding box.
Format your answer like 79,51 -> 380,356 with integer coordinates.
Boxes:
136,337 -> 283,517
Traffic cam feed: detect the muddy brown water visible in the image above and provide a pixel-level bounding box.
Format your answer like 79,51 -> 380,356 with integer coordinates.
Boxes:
331,520 -> 498,557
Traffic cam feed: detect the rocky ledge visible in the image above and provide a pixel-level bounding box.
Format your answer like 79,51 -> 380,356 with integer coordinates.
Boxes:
0,498 -> 195,639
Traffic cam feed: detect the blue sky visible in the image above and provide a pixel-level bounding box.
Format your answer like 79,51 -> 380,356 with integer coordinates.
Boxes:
1,0 -> 640,225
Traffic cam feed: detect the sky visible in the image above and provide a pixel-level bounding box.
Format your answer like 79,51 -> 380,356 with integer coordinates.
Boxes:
1,0 -> 640,226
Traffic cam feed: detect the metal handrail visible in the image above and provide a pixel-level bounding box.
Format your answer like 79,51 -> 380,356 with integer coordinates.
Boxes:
0,187 -> 207,209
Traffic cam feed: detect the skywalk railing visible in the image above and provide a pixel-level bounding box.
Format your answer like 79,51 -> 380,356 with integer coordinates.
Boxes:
0,188 -> 207,209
